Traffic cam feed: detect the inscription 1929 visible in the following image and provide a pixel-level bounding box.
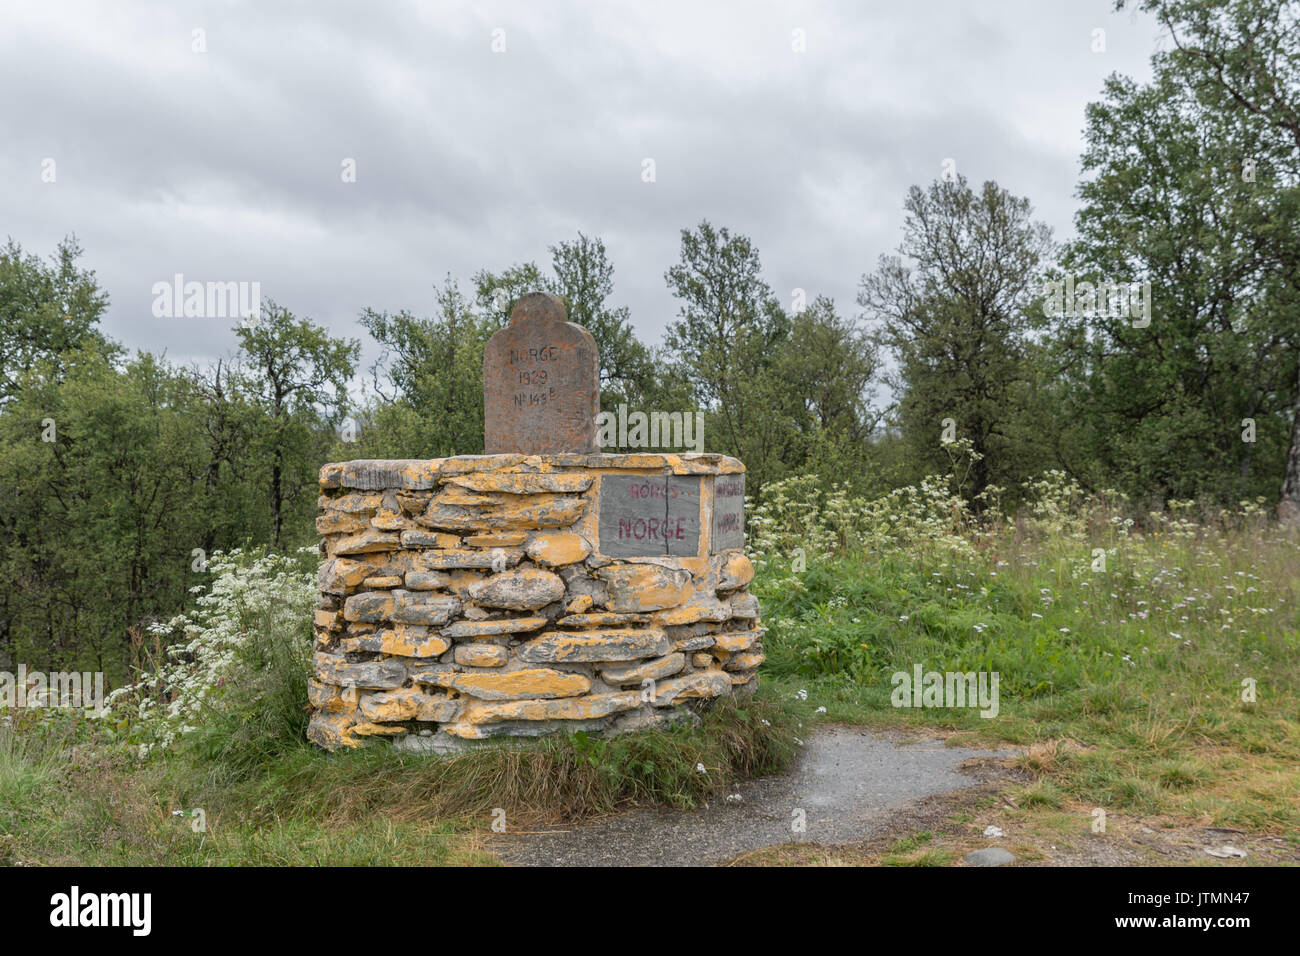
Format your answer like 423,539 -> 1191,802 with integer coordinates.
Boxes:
511,347 -> 558,407
483,294 -> 599,454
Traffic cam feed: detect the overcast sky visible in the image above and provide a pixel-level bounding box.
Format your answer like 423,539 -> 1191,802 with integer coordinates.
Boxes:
2,0 -> 1160,378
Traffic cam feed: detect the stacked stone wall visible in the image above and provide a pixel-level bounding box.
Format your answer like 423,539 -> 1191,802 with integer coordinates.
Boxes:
308,452 -> 763,752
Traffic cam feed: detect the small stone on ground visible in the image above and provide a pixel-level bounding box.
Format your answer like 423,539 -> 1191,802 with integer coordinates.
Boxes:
964,847 -> 1017,867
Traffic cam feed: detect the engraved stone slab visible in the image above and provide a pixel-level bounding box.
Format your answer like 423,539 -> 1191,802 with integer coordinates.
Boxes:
598,474 -> 701,557
712,473 -> 745,551
483,292 -> 600,455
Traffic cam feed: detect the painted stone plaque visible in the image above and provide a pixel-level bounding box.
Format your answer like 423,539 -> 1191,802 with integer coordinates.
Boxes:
711,473 -> 745,551
598,474 -> 701,557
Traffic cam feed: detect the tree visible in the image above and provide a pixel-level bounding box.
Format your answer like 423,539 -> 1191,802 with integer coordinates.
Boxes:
0,348 -> 216,675
663,222 -> 794,487
0,236 -> 115,407
858,177 -> 1056,502
1117,0 -> 1300,513
774,295 -> 884,490
1062,66 -> 1299,504
359,277 -> 493,458
234,301 -> 359,546
473,235 -> 660,409
547,234 -> 658,407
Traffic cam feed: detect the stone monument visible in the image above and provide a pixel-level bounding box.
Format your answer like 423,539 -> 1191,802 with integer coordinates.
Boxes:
483,293 -> 599,455
308,292 -> 762,751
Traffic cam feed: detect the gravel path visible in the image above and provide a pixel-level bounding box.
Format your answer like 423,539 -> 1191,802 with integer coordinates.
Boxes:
490,726 -> 1020,866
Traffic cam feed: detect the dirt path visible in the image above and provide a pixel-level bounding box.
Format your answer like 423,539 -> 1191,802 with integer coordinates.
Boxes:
488,725 -> 1021,866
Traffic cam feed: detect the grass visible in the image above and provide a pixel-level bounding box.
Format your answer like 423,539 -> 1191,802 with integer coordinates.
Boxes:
0,691 -> 803,866
750,499 -> 1300,861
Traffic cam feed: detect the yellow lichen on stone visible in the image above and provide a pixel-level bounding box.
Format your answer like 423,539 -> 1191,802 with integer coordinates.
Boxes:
443,616 -> 548,638
360,687 -> 461,723
596,564 -> 691,612
401,530 -> 460,549
349,721 -> 408,737
464,532 -> 528,547
316,511 -> 371,535
314,608 -> 341,629
448,472 -> 593,495
724,650 -> 765,671
370,508 -> 409,531
359,626 -> 450,658
468,567 -> 565,609
453,644 -> 509,667
459,691 -> 642,725
652,597 -> 729,626
311,454 -> 759,751
307,711 -> 363,748
600,653 -> 685,683
397,461 -> 442,488
404,570 -> 452,590
652,670 -> 732,705
418,495 -> 586,531
437,487 -> 504,508
555,611 -> 649,628
525,532 -> 591,567
716,552 -> 755,590
420,548 -> 524,570
308,679 -> 352,713
518,628 -> 670,663
488,495 -> 586,528
428,668 -> 591,701
342,591 -> 395,622
712,629 -> 760,652
330,528 -> 401,556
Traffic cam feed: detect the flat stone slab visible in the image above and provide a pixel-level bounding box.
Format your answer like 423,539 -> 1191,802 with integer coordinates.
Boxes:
712,474 -> 745,552
965,847 -> 1017,867
489,726 -> 1019,866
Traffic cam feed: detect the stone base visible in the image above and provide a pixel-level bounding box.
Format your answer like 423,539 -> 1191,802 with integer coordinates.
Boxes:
308,453 -> 762,751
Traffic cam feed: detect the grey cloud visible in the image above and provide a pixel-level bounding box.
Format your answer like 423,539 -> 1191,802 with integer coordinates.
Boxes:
0,0 -> 1158,372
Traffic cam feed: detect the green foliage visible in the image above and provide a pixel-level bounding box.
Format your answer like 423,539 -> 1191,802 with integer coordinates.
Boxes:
663,221 -> 881,494
858,177 -> 1057,502
751,466 -> 1300,740
234,300 -> 360,546
106,548 -> 317,760
0,236 -> 116,407
1060,64 -> 1300,505
663,221 -> 792,492
0,348 -> 220,676
358,277 -> 494,458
